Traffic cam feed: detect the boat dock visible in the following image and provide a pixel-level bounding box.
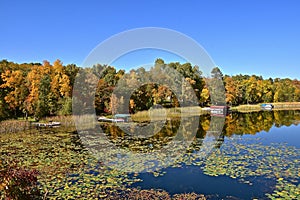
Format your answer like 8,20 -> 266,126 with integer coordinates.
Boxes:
31,121 -> 61,128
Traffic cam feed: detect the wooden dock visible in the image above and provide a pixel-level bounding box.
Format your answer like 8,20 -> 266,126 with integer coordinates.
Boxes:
31,121 -> 61,128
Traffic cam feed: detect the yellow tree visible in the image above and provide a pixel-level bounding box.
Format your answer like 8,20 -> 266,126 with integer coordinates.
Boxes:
25,65 -> 45,114
51,59 -> 64,99
200,85 -> 210,106
0,70 -> 28,115
261,79 -> 274,102
49,59 -> 71,114
224,76 -> 238,105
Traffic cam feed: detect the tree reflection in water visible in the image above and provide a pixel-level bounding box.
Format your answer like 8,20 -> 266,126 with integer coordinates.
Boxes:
100,110 -> 300,153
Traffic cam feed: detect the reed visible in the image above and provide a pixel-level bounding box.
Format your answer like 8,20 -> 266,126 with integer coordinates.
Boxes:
44,115 -> 75,127
230,104 -> 261,112
231,102 -> 300,112
132,106 -> 209,122
45,115 -> 101,131
0,120 -> 30,134
272,102 -> 300,109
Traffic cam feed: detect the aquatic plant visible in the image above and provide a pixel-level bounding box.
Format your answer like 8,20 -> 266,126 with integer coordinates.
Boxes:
266,178 -> 300,199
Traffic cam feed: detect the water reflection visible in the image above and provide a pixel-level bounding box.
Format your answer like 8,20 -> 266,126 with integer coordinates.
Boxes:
76,110 -> 300,198
100,110 -> 300,153
224,110 -> 300,136
125,110 -> 300,199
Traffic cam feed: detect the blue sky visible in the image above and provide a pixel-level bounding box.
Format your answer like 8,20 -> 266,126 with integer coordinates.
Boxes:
1,0 -> 299,79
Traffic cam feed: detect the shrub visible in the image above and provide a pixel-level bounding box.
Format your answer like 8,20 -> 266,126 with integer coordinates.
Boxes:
0,161 -> 40,200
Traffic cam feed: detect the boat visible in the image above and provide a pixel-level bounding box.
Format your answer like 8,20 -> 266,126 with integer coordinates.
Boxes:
98,114 -> 131,123
49,121 -> 61,127
261,103 -> 274,110
98,116 -> 114,122
32,121 -> 61,128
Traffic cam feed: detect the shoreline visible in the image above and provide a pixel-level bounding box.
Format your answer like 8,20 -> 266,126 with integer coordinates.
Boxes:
230,102 -> 300,112
1,102 -> 300,125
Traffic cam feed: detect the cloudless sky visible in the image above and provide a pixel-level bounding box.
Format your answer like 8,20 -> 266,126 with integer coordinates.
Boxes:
1,0 -> 299,79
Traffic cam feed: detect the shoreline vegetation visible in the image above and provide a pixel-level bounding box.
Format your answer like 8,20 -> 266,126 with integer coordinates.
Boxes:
1,107 -> 300,198
132,102 -> 300,122
1,57 -> 300,199
1,102 -> 300,134
1,59 -> 300,121
230,102 -> 300,112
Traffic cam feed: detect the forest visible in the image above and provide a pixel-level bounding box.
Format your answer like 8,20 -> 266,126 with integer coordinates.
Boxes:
1,58 -> 300,120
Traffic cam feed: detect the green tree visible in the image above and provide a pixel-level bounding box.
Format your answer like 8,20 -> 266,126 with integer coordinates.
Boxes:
208,67 -> 226,105
58,97 -> 72,115
35,75 -> 51,118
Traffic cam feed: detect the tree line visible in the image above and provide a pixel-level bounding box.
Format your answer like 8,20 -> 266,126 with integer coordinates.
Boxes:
0,59 -> 78,119
1,59 -> 300,120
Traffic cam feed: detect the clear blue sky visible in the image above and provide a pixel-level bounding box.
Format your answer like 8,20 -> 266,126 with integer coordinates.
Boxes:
1,0 -> 299,79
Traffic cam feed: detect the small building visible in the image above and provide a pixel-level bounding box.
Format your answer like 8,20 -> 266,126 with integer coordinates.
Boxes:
210,106 -> 230,117
114,114 -> 132,122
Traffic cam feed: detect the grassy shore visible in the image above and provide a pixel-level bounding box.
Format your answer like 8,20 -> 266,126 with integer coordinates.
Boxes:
231,102 -> 300,112
131,106 -> 209,122
2,102 -> 300,133
0,115 -> 77,134
0,120 -> 31,134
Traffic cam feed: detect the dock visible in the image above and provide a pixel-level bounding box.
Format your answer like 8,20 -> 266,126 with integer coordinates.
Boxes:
31,121 -> 61,128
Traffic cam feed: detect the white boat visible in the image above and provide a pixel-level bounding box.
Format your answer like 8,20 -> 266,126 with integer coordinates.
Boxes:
32,121 -> 61,128
98,116 -> 125,123
261,103 -> 274,110
98,116 -> 113,122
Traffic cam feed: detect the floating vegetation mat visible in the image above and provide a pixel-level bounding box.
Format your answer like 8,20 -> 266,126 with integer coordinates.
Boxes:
166,136 -> 300,199
0,128 -> 141,199
0,126 -> 299,199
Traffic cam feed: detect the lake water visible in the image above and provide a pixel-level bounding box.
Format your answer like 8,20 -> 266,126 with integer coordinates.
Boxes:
1,110 -> 299,199
100,110 -> 300,199
130,124 -> 300,199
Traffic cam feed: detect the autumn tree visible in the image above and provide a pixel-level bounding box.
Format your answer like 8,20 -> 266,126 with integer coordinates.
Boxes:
224,76 -> 238,105
1,58 -> 300,120
208,67 -> 226,106
0,69 -> 28,117
0,60 -> 11,119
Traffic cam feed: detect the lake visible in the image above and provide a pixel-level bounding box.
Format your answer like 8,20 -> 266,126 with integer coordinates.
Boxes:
1,110 -> 299,199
